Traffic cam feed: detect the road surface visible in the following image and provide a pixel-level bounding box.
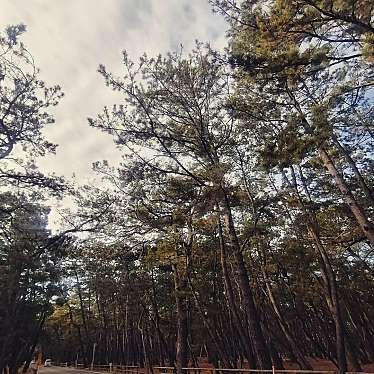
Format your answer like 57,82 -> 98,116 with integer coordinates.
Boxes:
38,367 -> 102,374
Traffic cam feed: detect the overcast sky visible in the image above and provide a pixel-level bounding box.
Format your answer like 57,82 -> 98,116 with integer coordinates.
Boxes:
0,0 -> 227,183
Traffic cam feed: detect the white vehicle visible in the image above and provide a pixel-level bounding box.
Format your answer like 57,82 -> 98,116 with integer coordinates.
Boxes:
30,361 -> 38,374
44,359 -> 52,367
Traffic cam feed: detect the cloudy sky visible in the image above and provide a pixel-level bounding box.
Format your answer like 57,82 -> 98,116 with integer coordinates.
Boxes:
0,0 -> 227,183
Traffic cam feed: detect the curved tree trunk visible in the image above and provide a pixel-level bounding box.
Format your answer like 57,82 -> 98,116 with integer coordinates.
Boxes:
308,228 -> 349,374
319,147 -> 374,247
217,216 -> 256,367
220,191 -> 272,369
290,166 -> 350,374
187,274 -> 232,367
259,249 -> 312,370
172,263 -> 188,374
333,137 -> 374,207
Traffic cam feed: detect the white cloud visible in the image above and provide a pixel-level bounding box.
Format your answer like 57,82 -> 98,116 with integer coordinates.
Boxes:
0,0 -> 227,183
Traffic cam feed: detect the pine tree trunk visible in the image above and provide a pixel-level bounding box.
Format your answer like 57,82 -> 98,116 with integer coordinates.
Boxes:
22,311 -> 47,373
319,147 -> 374,246
308,228 -> 348,374
67,303 -> 88,367
289,94 -> 374,244
217,216 -> 255,366
220,191 -> 272,369
333,137 -> 374,207
187,275 -> 232,367
260,258 -> 312,370
173,264 -> 188,374
287,166 -> 349,374
150,274 -> 168,366
344,329 -> 362,372
75,270 -> 91,350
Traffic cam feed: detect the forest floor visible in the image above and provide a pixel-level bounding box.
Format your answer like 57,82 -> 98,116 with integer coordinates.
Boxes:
284,357 -> 374,372
194,357 -> 374,372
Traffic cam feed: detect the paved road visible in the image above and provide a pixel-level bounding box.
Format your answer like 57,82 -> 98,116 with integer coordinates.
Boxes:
39,368 -> 73,374
38,367 -> 101,374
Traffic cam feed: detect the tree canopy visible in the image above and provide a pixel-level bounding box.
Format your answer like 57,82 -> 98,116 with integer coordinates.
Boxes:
1,3 -> 373,374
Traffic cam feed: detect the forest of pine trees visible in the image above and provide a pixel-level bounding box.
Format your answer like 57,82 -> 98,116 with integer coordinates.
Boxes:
0,2 -> 373,374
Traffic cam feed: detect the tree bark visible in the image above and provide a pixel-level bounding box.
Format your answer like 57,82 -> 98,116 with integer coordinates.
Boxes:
308,228 -> 348,374
259,247 -> 312,370
187,273 -> 232,367
22,310 -> 47,373
150,273 -> 168,366
220,191 -> 272,369
172,264 -> 188,374
67,303 -> 88,367
333,137 -> 374,207
319,147 -> 374,246
287,166 -> 349,374
217,216 -> 255,366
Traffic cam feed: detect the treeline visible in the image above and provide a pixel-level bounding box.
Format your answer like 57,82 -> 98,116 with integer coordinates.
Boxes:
1,2 -> 374,374
0,24 -> 68,374
44,1 -> 374,373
